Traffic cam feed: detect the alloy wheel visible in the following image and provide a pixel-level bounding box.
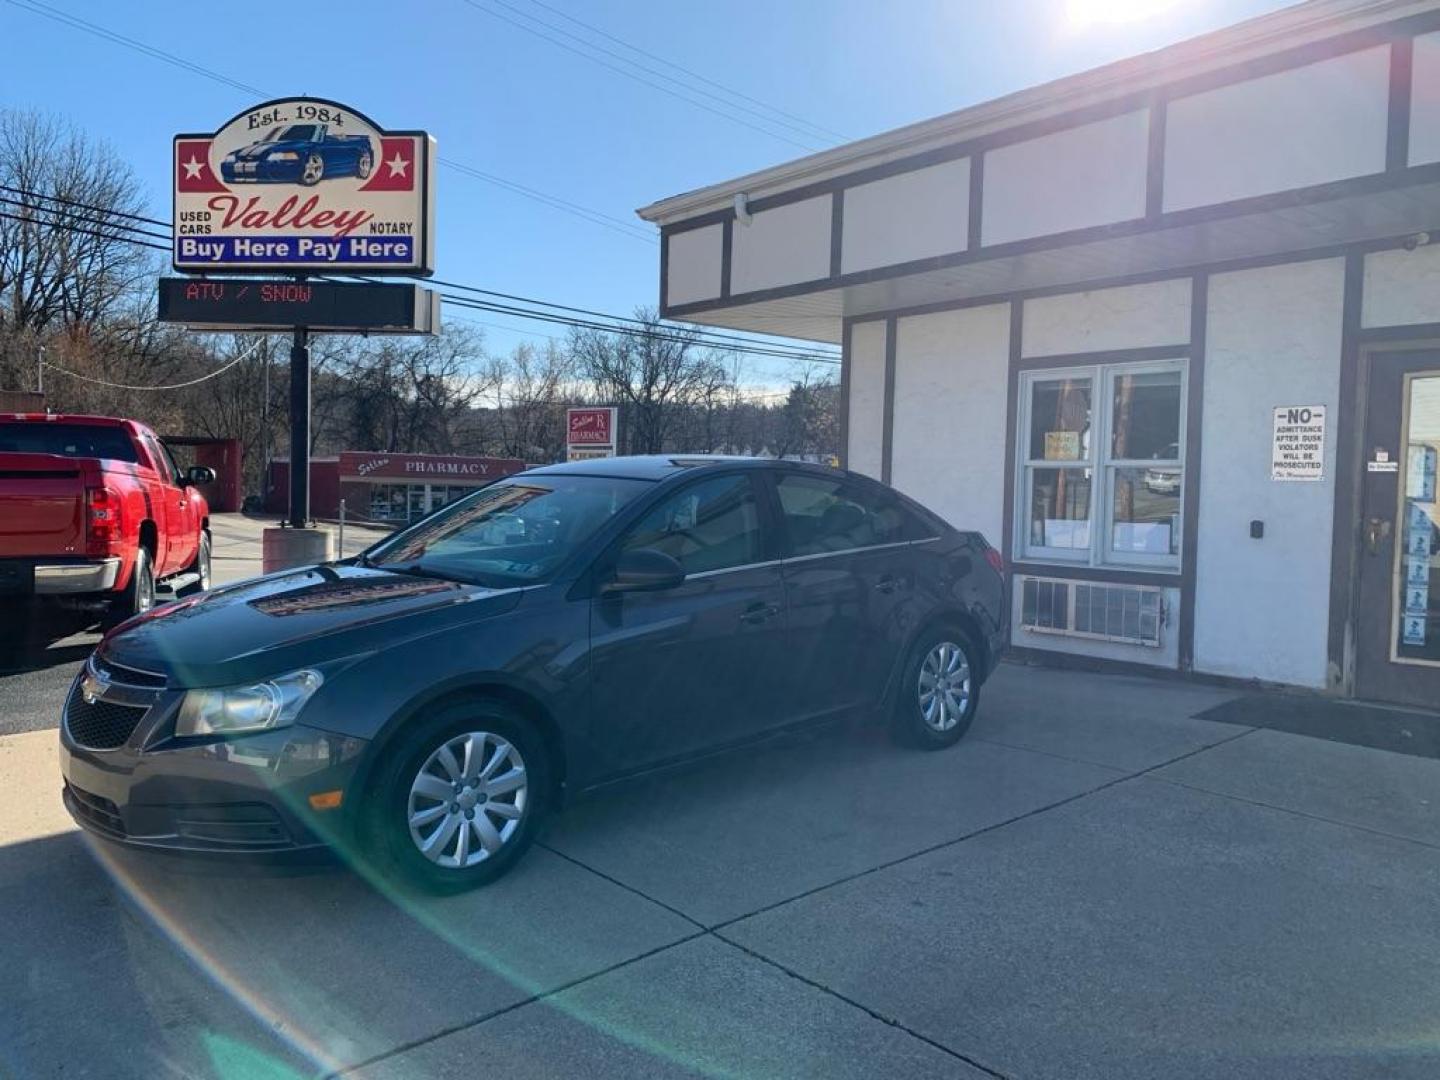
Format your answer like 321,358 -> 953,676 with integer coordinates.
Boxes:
407,731 -> 528,868
303,154 -> 324,184
918,640 -> 971,732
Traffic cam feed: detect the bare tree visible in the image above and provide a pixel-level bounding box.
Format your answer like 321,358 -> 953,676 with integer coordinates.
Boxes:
481,341 -> 574,461
570,309 -> 735,454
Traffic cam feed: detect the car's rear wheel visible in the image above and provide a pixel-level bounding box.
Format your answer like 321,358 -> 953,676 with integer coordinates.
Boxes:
364,699 -> 548,893
893,626 -> 979,749
356,150 -> 373,179
106,547 -> 154,628
301,153 -> 324,186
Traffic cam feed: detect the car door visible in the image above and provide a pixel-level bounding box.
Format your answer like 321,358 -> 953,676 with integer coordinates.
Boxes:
775,471 -> 923,721
142,435 -> 193,575
587,471 -> 788,777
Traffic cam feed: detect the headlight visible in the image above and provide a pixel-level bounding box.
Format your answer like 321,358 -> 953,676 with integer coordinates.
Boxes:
175,669 -> 323,737
267,151 -> 299,161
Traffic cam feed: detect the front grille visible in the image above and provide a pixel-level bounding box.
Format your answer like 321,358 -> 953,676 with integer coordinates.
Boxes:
64,782 -> 126,838
90,654 -> 167,689
64,680 -> 148,750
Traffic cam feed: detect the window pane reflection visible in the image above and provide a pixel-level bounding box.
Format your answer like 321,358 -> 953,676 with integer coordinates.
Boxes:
1030,468 -> 1091,550
1111,467 -> 1180,556
1111,370 -> 1182,461
1029,379 -> 1092,461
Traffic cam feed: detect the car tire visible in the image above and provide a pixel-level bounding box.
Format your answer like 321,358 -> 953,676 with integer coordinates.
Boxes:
363,698 -> 549,894
106,547 -> 155,629
892,625 -> 980,750
301,153 -> 324,186
357,150 -> 373,179
179,531 -> 211,596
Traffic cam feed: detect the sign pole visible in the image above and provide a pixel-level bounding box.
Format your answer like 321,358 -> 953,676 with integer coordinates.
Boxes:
287,325 -> 311,527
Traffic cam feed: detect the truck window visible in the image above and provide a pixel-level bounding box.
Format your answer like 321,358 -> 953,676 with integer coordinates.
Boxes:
0,422 -> 139,463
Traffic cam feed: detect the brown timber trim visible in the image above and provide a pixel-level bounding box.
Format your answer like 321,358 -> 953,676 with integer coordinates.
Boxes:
881,316 -> 897,484
1328,253 -> 1366,693
1178,273 -> 1208,671
839,317 -> 854,469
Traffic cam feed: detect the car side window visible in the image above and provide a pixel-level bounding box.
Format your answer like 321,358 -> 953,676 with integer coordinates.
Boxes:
620,474 -> 763,575
775,473 -> 931,556
144,435 -> 183,486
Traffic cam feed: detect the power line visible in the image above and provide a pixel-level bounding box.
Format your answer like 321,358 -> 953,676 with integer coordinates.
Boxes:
455,0 -> 823,152
0,194 -> 173,244
0,182 -> 171,229
486,0 -> 841,146
523,0 -> 848,144
2,0 -> 657,245
4,185 -> 837,361
40,336 -> 265,390
6,211 -> 839,365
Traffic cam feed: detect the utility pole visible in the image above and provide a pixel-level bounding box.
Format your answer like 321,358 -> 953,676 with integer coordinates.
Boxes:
36,344 -> 44,395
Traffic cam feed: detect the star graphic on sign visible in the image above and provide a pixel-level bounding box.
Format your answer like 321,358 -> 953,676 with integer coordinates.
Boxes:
183,156 -> 204,179
386,152 -> 409,178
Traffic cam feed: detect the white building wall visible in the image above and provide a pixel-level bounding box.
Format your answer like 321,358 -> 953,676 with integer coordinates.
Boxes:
1193,259 -> 1345,688
1021,278 -> 1192,357
981,110 -> 1149,247
665,224 -> 723,307
845,319 -> 887,480
1362,244 -> 1440,327
1408,31 -> 1440,166
1163,46 -> 1390,213
730,196 -> 831,295
841,158 -> 970,275
889,304 -> 1009,542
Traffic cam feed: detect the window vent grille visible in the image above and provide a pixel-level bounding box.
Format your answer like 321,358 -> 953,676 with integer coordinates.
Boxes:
1020,577 -> 1163,647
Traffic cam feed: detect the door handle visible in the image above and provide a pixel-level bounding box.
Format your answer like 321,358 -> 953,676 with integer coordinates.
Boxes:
1364,518 -> 1391,555
875,575 -> 898,594
740,601 -> 780,625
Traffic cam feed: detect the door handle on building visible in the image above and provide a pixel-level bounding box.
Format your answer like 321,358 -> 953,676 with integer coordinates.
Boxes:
1364,518 -> 1391,555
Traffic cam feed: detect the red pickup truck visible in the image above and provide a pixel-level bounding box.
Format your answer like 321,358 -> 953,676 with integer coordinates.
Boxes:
0,414 -> 214,626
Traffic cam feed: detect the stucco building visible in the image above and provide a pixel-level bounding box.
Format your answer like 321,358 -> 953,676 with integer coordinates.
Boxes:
639,0 -> 1440,708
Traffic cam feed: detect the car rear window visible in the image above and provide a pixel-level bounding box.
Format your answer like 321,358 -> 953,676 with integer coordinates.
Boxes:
0,423 -> 139,463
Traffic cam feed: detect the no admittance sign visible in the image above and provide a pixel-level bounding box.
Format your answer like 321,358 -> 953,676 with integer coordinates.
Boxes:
1272,404 -> 1326,482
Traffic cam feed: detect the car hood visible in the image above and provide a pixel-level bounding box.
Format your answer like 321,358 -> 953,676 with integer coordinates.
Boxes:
232,139 -> 311,159
98,564 -> 526,687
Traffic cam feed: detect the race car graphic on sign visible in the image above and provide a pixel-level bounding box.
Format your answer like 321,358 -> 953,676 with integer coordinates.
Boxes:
173,98 -> 435,275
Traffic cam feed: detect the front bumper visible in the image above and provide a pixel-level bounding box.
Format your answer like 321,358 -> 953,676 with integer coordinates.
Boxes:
221,159 -> 303,184
35,558 -> 120,595
59,681 -> 369,854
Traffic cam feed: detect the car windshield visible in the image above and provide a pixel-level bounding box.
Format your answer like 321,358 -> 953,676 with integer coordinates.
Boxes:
363,473 -> 649,587
0,422 -> 138,462
277,124 -> 318,141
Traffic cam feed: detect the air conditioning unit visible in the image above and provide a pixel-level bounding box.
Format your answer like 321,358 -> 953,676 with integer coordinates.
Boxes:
1019,576 -> 1164,647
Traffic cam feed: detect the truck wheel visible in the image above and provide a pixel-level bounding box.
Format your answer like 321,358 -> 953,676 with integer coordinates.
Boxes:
301,153 -> 324,186
107,547 -> 155,629
181,532 -> 211,595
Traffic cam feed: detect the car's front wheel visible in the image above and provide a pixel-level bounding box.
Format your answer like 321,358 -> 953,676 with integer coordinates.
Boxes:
180,531 -> 211,596
301,153 -> 324,186
364,699 -> 548,893
893,627 -> 980,749
356,150 -> 373,179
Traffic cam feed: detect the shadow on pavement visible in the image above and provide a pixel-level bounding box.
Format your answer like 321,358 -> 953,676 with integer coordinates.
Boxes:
0,607 -> 99,676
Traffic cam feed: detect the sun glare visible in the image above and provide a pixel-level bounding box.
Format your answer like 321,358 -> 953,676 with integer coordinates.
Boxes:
1067,0 -> 1182,27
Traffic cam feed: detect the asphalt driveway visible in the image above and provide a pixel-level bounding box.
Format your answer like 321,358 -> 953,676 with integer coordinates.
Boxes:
3,665 -> 1439,1079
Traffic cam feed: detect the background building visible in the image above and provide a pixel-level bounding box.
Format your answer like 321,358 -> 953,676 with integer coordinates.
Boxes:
640,0 -> 1440,709
267,451 -> 526,523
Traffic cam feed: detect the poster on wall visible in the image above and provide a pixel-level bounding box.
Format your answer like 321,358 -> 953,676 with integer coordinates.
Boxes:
1409,444 -> 1438,503
1407,555 -> 1431,586
1271,405 -> 1326,481
1403,613 -> 1427,647
1405,584 -> 1429,615
1044,431 -> 1082,461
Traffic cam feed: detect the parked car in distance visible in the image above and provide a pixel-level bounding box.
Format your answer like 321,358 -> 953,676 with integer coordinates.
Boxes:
59,457 -> 1006,892
0,415 -> 214,626
220,123 -> 373,186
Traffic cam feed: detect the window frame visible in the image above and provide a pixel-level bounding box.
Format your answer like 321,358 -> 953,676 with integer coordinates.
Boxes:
1015,358 -> 1187,573
612,470 -> 774,579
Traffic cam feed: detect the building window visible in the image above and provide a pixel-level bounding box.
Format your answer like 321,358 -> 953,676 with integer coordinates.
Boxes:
1017,360 -> 1185,570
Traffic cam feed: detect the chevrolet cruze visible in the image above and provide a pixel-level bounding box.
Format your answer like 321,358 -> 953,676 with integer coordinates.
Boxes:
59,457 -> 1007,892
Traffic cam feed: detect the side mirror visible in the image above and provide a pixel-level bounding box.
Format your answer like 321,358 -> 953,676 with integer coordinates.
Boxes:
187,465 -> 217,485
603,548 -> 685,594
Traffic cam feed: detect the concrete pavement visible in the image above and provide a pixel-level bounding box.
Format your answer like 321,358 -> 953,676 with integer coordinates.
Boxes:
4,663 -> 1440,1078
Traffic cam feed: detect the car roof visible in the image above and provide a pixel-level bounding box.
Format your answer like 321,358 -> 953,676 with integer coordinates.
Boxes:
525,454 -> 845,482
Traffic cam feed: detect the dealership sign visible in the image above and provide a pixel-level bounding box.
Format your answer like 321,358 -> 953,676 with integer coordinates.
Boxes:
173,98 -> 435,275
567,407 -> 618,460
337,451 -> 525,483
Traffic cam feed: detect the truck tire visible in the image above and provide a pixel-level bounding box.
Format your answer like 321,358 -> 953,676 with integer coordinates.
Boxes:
107,547 -> 155,629
180,532 -> 212,595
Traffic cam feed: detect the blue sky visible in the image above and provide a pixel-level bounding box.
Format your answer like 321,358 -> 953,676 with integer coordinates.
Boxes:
3,0 -> 1288,382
